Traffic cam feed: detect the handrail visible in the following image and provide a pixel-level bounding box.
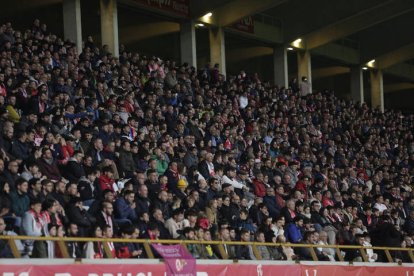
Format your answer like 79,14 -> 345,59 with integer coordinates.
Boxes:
1,235 -> 413,262
0,235 -> 411,250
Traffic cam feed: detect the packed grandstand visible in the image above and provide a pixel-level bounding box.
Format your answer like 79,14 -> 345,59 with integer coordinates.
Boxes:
0,19 -> 413,263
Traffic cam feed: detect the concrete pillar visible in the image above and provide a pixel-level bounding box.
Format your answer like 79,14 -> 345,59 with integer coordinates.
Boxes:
63,0 -> 82,53
180,21 -> 197,68
350,66 -> 364,103
273,46 -> 288,88
297,50 -> 312,82
209,27 -> 226,76
100,0 -> 119,57
370,70 -> 384,112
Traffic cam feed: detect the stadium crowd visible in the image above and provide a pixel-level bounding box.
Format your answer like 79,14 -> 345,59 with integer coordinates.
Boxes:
0,19 -> 414,262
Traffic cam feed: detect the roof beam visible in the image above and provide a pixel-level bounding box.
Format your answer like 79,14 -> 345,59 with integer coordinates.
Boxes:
384,63 -> 414,82
369,43 -> 414,69
303,0 -> 414,50
1,0 -> 60,12
311,43 -> 360,65
227,46 -> 272,62
197,0 -> 287,27
119,22 -> 179,44
358,12 -> 414,61
384,83 -> 414,93
313,66 -> 350,80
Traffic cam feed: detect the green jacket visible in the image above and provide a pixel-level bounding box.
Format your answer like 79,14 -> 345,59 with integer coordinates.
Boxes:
152,155 -> 168,175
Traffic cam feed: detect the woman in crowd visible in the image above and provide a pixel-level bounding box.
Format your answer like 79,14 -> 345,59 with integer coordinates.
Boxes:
84,225 -> 104,259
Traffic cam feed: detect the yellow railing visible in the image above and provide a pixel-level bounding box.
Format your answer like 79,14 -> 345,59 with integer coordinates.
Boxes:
1,235 -> 413,263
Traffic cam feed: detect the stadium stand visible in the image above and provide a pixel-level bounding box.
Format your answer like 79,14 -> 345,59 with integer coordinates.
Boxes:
0,19 -> 413,264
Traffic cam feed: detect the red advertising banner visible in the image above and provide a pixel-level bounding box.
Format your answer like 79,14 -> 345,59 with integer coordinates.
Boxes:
132,0 -> 190,17
0,263 -> 413,276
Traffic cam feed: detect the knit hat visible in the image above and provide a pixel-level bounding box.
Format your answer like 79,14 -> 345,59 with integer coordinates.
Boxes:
177,179 -> 188,189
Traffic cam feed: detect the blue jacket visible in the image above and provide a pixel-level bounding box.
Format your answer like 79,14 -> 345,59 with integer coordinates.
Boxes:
115,198 -> 137,222
285,223 -> 303,243
11,140 -> 30,160
263,195 -> 280,219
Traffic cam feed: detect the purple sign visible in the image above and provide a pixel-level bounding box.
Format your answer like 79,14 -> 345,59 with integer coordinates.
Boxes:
152,244 -> 196,276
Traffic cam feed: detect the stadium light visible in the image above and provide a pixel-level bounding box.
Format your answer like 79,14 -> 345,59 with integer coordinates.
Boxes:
201,12 -> 213,24
292,38 -> 303,48
367,59 -> 376,68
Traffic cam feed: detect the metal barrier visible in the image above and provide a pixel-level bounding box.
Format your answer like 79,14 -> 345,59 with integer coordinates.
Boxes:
1,235 -> 413,263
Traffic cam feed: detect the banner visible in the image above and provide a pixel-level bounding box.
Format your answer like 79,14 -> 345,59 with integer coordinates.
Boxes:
152,244 -> 196,276
0,263 -> 413,276
132,0 -> 190,17
231,17 -> 255,34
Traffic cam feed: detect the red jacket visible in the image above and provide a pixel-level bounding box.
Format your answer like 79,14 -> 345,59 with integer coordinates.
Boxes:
294,181 -> 309,200
253,179 -> 266,198
99,174 -> 115,193
322,197 -> 334,207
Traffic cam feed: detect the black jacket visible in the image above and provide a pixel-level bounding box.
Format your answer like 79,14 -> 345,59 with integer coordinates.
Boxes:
95,211 -> 119,235
66,204 -> 96,236
64,160 -> 86,183
135,195 -> 151,217
66,238 -> 83,258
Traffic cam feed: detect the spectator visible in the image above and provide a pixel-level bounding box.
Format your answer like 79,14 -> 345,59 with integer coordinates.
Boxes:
344,233 -> 365,262
83,225 -> 104,259
37,148 -> 62,182
11,131 -> 30,161
21,199 -> 46,256
165,208 -> 188,239
263,187 -> 280,219
183,227 -> 201,258
198,229 -> 217,259
150,208 -> 170,239
135,184 -> 151,217
10,178 -> 30,224
255,230 -> 271,260
215,227 -> 236,259
285,216 -> 303,243
115,226 -> 143,258
96,201 -> 118,235
66,223 -> 82,258
296,231 -> 329,261
317,230 -> 335,261
99,166 -> 115,193
78,169 -> 98,206
0,217 -> 24,257
64,151 -> 85,183
118,141 -> 136,178
66,197 -> 95,237
235,228 -> 255,260
152,190 -> 171,220
114,190 -> 137,225
404,210 -> 414,235
1,19 -> 414,262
